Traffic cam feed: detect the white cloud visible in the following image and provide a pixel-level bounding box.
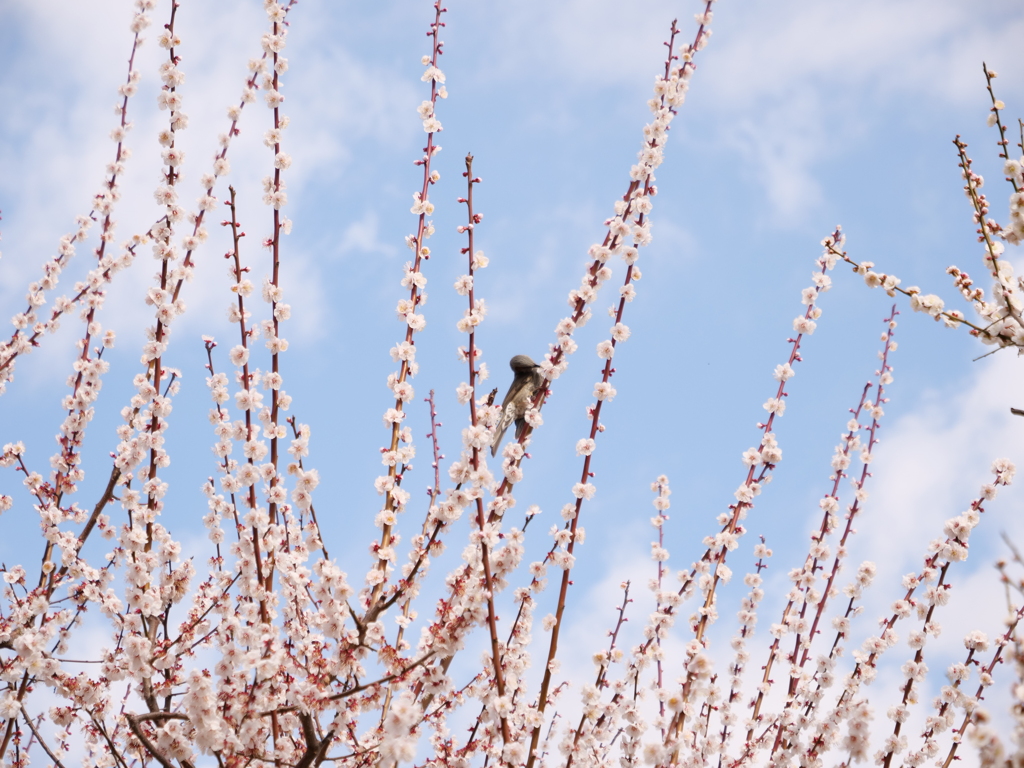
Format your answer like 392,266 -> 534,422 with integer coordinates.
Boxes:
697,1 -> 1024,223
705,1 -> 1024,106
337,211 -> 396,259
727,95 -> 829,225
856,349 -> 1024,587
285,45 -> 418,182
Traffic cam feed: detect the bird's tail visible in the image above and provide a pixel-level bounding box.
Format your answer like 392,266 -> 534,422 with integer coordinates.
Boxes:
490,426 -> 507,457
491,407 -> 515,456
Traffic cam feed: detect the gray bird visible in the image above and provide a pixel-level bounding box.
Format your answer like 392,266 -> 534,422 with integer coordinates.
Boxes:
491,355 -> 544,456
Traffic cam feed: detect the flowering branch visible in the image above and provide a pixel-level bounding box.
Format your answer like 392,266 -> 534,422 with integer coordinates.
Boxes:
366,2 -> 448,608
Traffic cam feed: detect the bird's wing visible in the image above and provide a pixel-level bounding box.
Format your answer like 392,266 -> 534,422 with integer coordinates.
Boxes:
490,382 -> 522,456
491,409 -> 516,456
514,372 -> 544,440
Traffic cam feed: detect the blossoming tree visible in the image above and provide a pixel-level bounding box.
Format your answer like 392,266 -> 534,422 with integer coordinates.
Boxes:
0,1 -> 1023,766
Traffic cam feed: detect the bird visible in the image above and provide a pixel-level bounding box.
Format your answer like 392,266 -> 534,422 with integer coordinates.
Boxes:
491,355 -> 544,456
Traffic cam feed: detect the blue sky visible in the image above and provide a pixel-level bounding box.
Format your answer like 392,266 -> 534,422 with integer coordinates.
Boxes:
2,0 -> 1024,757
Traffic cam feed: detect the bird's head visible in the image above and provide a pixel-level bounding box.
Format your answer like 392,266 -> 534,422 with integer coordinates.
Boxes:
509,354 -> 539,372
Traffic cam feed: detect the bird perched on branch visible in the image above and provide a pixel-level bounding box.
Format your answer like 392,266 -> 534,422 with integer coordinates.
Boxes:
491,355 -> 544,456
